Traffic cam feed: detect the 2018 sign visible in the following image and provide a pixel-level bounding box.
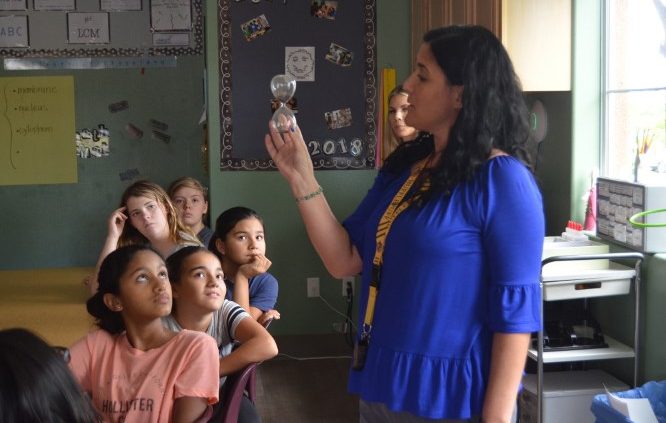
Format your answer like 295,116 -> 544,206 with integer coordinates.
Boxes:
307,138 -> 363,158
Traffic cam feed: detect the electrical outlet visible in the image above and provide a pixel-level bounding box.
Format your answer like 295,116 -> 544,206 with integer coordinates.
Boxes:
342,276 -> 355,296
332,322 -> 345,333
307,277 -> 320,297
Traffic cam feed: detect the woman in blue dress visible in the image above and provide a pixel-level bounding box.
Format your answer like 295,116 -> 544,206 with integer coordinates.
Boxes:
265,25 -> 544,423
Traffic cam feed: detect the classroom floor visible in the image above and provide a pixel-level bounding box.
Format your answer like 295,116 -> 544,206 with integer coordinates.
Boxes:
255,334 -> 358,422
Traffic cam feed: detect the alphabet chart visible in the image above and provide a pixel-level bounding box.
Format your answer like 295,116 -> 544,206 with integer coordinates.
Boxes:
0,0 -> 202,57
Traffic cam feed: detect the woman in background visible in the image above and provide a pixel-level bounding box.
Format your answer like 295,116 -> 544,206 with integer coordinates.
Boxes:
265,25 -> 544,422
210,207 -> 280,326
71,245 -> 219,423
381,85 -> 420,163
165,246 -> 278,423
168,177 -> 214,247
0,327 -> 100,423
87,180 -> 201,295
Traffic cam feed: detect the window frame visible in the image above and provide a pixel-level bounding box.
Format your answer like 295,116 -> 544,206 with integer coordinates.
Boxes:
601,0 -> 666,183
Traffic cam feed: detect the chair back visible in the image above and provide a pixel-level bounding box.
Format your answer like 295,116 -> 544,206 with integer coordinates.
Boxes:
216,362 -> 259,423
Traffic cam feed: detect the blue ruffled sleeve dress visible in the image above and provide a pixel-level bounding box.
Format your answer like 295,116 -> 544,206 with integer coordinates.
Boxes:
343,156 -> 545,420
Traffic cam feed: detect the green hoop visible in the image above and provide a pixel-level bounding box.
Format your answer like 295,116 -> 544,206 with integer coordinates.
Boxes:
628,208 -> 666,228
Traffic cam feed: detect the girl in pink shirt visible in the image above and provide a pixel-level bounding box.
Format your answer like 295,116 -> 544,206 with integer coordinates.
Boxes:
69,245 -> 220,423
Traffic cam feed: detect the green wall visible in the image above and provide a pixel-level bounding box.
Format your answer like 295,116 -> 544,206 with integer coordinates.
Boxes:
376,1 -> 413,82
205,0 -> 412,335
590,252 -> 666,385
0,57 -> 207,269
571,0 -> 602,222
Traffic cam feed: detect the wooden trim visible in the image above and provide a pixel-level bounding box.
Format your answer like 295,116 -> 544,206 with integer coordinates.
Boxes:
411,0 -> 502,69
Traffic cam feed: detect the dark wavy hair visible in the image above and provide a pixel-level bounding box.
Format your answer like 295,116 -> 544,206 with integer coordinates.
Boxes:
209,207 -> 264,261
167,245 -> 212,285
166,246 -> 215,315
87,245 -> 161,334
384,25 -> 532,201
0,328 -> 100,423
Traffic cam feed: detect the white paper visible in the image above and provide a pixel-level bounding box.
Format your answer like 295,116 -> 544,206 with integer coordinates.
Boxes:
152,32 -> 190,46
285,47 -> 315,82
606,386 -> 658,423
34,0 -> 74,10
150,0 -> 192,32
0,15 -> 29,47
0,0 -> 26,11
67,13 -> 110,44
101,0 -> 141,11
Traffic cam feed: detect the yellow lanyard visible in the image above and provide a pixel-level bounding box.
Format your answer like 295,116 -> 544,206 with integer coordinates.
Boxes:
363,159 -> 431,330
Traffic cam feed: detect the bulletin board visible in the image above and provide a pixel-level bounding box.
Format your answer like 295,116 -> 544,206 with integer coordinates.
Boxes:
218,0 -> 377,171
0,0 -> 203,58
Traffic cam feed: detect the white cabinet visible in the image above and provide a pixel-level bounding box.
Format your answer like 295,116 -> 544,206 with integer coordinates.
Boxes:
528,252 -> 644,423
501,0 -> 571,91
409,0 -> 571,91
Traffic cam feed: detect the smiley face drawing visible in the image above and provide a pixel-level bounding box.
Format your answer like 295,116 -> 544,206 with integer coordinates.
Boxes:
286,47 -> 315,82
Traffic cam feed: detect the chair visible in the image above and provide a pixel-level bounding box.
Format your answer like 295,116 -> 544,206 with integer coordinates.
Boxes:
217,362 -> 260,423
214,314 -> 273,422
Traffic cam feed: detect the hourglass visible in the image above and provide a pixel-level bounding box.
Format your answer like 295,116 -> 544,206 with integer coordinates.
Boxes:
270,74 -> 297,133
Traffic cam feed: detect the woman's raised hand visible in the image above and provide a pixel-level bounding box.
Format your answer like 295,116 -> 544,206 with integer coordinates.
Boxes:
264,121 -> 316,192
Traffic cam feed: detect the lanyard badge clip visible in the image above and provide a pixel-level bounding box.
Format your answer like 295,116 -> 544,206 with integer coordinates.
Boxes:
352,327 -> 370,370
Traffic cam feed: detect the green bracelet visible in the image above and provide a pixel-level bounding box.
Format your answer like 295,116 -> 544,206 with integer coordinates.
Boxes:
296,186 -> 323,203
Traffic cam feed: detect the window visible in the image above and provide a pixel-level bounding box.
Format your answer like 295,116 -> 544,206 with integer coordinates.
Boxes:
603,0 -> 666,184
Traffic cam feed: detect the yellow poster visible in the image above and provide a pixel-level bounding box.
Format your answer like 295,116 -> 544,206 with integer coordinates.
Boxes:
0,76 -> 76,185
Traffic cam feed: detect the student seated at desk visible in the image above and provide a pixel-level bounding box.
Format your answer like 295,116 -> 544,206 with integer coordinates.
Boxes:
87,180 -> 202,295
0,327 -> 100,423
168,177 -> 215,248
210,207 -> 280,326
164,246 -> 278,423
70,245 -> 220,423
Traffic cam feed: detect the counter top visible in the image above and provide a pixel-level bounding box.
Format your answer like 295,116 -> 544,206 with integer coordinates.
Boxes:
0,267 -> 95,347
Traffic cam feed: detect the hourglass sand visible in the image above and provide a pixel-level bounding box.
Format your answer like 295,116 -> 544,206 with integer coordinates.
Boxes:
270,74 -> 297,133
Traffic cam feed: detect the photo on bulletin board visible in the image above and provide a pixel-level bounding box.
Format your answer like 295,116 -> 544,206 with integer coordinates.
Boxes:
218,0 -> 377,171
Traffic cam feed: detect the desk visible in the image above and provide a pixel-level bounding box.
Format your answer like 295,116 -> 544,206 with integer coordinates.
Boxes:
0,267 -> 95,347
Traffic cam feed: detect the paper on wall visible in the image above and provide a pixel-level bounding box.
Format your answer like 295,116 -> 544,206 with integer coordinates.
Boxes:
285,47 -> 315,82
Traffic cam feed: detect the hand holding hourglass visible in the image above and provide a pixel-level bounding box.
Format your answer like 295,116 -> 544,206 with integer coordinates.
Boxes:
270,74 -> 297,132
